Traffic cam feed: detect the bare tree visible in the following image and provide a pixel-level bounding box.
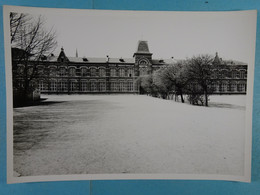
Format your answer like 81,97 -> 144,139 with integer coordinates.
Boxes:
10,13 -> 31,44
10,13 -> 57,103
185,55 -> 214,106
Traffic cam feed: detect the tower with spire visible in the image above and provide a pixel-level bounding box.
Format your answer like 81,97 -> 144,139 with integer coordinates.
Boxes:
76,49 -> 78,58
133,40 -> 153,60
133,40 -> 153,76
213,52 -> 221,65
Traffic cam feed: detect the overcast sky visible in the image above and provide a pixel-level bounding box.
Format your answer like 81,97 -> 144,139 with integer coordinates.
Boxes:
11,7 -> 257,63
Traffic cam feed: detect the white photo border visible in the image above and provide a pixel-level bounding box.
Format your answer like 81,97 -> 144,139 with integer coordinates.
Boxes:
3,5 -> 256,183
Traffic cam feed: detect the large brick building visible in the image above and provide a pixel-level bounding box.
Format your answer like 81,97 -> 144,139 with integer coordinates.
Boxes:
14,40 -> 248,95
35,40 -> 175,94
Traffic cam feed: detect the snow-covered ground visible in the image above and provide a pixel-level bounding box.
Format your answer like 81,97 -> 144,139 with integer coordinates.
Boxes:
13,94 -> 246,176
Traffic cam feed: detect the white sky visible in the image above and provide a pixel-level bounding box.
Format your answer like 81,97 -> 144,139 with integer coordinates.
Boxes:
14,8 -> 257,63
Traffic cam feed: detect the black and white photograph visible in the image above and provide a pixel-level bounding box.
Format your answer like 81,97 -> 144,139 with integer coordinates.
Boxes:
4,6 -> 256,183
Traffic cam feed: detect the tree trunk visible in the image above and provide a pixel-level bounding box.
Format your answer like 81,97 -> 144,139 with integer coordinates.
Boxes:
179,89 -> 184,103
23,79 -> 29,101
180,93 -> 184,103
204,89 -> 208,107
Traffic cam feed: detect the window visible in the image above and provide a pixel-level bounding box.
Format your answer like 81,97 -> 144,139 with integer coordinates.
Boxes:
50,80 -> 57,91
69,67 -> 76,76
70,80 -> 77,91
99,81 -> 106,91
38,80 -> 45,91
90,81 -> 97,91
110,69 -> 116,77
222,83 -> 227,92
218,84 -> 222,92
242,83 -> 246,92
238,83 -> 246,92
219,83 -> 227,92
111,81 -> 117,91
127,69 -> 134,77
81,68 -> 87,77
127,81 -> 133,91
90,68 -> 96,77
81,80 -> 89,91
99,68 -> 106,77
139,59 -> 148,65
60,68 -> 66,76
59,81 -> 67,92
212,83 -> 217,92
232,71 -> 237,79
119,80 -> 125,91
119,68 -> 125,77
240,71 -> 246,79
230,83 -> 236,92
50,67 -> 56,77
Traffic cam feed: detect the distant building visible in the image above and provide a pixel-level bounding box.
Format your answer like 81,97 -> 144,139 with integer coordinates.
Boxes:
13,41 -> 247,94
210,52 -> 247,93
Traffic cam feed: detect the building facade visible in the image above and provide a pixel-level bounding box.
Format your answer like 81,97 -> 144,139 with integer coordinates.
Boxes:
14,40 -> 248,95
210,52 -> 247,94
34,40 -> 175,94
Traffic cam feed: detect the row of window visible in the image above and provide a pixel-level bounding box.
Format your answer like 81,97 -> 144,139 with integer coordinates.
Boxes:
134,68 -> 247,78
188,82 -> 247,93
17,65 -> 246,79
212,70 -> 247,79
39,80 -> 134,92
212,83 -> 246,92
41,67 -> 135,77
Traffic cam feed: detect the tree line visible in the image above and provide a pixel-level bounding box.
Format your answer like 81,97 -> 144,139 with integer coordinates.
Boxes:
138,55 -> 216,107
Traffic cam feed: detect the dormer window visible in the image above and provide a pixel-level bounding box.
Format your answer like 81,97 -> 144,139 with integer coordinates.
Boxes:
57,47 -> 69,62
119,58 -> 125,62
159,59 -> 164,63
83,57 -> 88,62
40,55 -> 47,61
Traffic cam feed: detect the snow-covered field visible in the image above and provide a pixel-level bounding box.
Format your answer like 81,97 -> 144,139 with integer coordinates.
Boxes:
13,94 -> 246,176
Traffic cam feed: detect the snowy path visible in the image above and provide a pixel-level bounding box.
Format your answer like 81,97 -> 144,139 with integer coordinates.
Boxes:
13,95 -> 246,176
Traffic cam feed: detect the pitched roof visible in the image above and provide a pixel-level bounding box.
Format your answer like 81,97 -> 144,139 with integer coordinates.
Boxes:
223,60 -> 247,65
44,48 -> 247,66
152,58 -> 177,65
46,55 -> 135,64
212,52 -> 247,65
135,40 -> 152,54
